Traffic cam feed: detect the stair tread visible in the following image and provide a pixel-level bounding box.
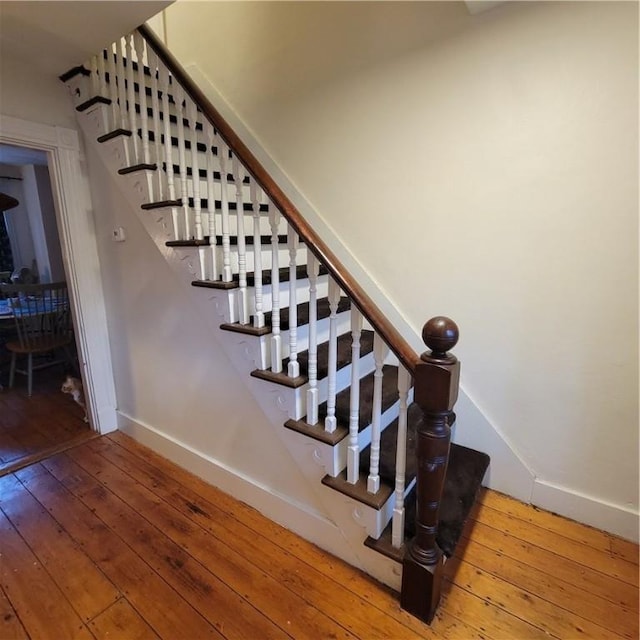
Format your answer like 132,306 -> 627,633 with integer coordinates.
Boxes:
246,263 -> 329,287
164,163 -> 251,184
364,443 -> 489,562
165,234 -> 288,248
284,329 -> 373,380
308,364 -> 399,432
264,296 -> 350,331
253,330 -> 375,390
216,234 -> 289,246
222,295 -> 350,337
319,402 -> 421,508
141,197 -> 269,213
192,263 -> 329,291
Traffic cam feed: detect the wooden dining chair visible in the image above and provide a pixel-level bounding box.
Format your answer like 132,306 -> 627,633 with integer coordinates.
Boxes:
1,282 -> 75,396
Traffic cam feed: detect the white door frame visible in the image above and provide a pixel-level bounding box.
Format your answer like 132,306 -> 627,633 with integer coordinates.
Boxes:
1,114 -> 117,433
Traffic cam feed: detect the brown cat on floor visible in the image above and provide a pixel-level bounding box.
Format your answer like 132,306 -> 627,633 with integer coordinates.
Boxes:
61,375 -> 88,422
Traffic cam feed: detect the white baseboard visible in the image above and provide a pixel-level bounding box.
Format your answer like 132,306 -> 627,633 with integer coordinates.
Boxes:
116,412 -> 360,565
532,479 -> 639,543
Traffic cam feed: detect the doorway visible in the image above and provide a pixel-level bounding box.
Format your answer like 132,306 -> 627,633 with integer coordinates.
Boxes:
0,143 -> 97,474
0,114 -> 118,466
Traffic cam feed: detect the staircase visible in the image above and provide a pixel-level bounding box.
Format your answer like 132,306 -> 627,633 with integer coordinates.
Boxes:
61,26 -> 489,624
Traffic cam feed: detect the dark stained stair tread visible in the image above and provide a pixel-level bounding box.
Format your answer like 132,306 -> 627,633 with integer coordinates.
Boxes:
265,296 -> 350,331
246,263 -> 328,287
215,234 -> 289,246
140,198 -> 268,213
332,365 -> 399,430
163,163 -> 250,184
97,128 -> 132,143
118,163 -> 157,175
283,329 -> 374,381
254,330 -> 375,390
192,263 -> 328,290
59,65 -> 90,82
222,295 -> 349,337
364,442 -> 490,562
76,95 -> 110,112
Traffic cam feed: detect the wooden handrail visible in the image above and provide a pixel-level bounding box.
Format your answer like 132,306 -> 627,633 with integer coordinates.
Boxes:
138,24 -> 420,374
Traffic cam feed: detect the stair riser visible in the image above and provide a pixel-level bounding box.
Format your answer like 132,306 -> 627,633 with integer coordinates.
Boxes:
211,277 -> 332,325
175,177 -> 253,204
284,352 -> 376,421
244,275 -> 331,316
226,245 -> 308,277
278,311 -> 352,359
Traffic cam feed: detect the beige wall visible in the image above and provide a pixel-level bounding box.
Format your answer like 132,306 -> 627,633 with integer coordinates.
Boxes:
0,50 -> 78,129
161,1 -> 639,530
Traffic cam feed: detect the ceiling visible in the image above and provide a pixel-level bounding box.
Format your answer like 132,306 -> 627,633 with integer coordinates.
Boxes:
0,1 -> 171,76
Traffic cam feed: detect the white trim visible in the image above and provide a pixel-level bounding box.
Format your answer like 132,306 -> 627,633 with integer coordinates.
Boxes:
0,114 -> 117,433
116,411 -> 359,561
532,479 -> 640,543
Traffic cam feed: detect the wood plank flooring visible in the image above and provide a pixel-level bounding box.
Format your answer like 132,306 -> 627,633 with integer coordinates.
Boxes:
0,366 -> 95,476
1,432 -> 638,640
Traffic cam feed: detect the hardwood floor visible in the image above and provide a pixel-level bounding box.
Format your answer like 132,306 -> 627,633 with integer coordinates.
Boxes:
0,432 -> 637,640
0,365 -> 95,477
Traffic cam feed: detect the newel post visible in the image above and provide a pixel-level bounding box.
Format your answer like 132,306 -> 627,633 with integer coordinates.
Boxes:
401,316 -> 460,623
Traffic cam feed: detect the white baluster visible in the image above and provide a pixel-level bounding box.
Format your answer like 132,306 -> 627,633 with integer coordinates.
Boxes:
187,101 -> 203,241
116,38 -> 128,132
148,48 -> 164,200
324,278 -> 341,433
89,55 -> 99,96
174,86 -> 190,239
106,43 -> 119,131
159,64 -> 178,239
250,181 -> 265,329
97,50 -> 107,97
205,123 -> 219,281
306,252 -> 320,424
233,156 -> 249,324
287,227 -> 299,378
218,140 -> 232,282
124,34 -> 139,162
347,308 -> 363,484
367,333 -> 389,494
269,206 -> 282,373
392,366 -> 411,548
133,33 -> 151,167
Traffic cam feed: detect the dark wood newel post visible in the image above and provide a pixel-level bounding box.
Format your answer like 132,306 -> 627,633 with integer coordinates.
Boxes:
401,316 -> 460,623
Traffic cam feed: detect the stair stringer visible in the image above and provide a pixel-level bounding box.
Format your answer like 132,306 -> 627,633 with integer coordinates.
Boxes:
73,100 -> 405,590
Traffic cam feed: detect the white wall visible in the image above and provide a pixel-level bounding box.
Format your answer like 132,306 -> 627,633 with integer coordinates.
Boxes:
160,1 -> 639,536
0,50 -> 78,130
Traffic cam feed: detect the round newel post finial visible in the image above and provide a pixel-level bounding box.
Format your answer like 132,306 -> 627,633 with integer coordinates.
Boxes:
422,316 -> 459,358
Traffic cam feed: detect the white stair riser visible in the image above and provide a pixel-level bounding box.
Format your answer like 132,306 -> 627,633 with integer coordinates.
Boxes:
166,241 -> 307,274
246,275 -> 330,315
